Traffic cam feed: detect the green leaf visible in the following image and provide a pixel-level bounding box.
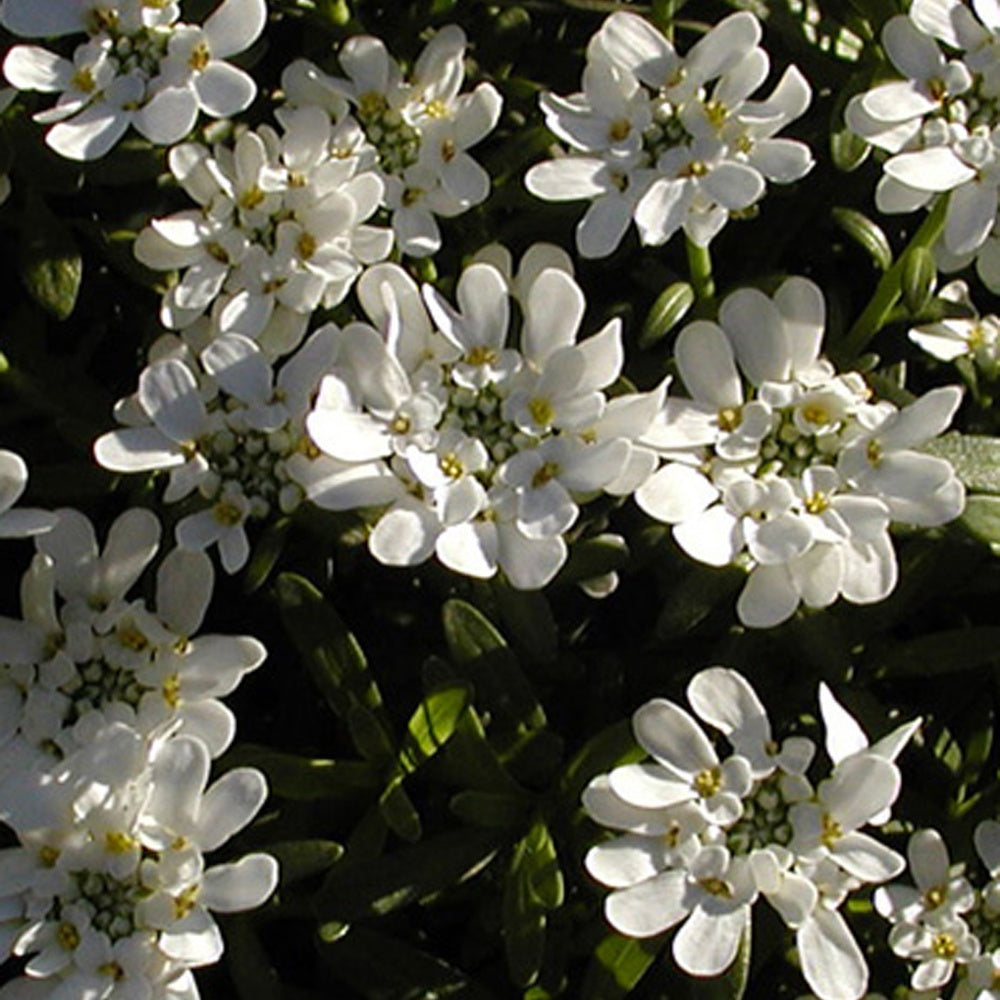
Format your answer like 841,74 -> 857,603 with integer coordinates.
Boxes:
503,831 -> 547,988
559,719 -> 642,802
19,191 -> 82,321
959,495 -> 1000,552
219,745 -> 379,801
397,682 -> 473,774
266,839 -> 344,885
317,925 -> 495,1000
923,434 -> 1000,493
450,790 -> 529,828
273,573 -> 394,748
870,627 -> 1000,675
493,583 -> 558,663
522,820 -> 563,911
581,931 -> 666,1000
221,915 -> 283,1000
556,534 -> 630,586
378,778 -> 422,843
442,599 -> 547,735
829,127 -> 869,172
314,826 -> 504,921
243,517 -> 290,594
831,206 -> 892,271
438,707 -> 525,793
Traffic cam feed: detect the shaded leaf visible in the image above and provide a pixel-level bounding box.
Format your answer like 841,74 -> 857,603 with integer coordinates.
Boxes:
19,190 -> 82,321
220,745 -> 379,801
314,827 -> 505,921
581,931 -> 667,1000
267,839 -> 344,885
870,627 -> 1000,675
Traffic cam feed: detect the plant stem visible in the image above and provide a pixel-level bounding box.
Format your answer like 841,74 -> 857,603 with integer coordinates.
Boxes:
686,236 -> 715,302
840,195 -> 949,362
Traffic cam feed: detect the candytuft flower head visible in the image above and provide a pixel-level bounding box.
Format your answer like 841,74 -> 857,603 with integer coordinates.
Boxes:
635,276 -> 965,628
525,10 -> 813,257
845,0 -> 1000,291
1,0 -> 267,160
305,249 -> 665,588
583,667 -> 912,1000
281,25 -> 503,258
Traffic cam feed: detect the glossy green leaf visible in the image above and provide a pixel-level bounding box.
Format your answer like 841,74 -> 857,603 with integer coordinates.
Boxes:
19,191 -> 82,321
243,517 -> 290,594
503,831 -> 547,988
559,719 -> 642,802
493,583 -> 557,663
959,495 -> 1000,552
556,534 -> 630,586
581,931 -> 666,1000
523,820 -> 563,911
829,127 -> 869,172
314,827 -> 505,921
398,681 -> 473,774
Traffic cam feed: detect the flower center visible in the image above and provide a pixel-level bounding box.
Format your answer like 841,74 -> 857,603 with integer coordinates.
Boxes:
693,766 -> 722,798
932,932 -> 958,959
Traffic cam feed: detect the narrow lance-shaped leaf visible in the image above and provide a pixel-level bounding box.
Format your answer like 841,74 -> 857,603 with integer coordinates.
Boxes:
274,573 -> 395,759
314,826 -> 505,921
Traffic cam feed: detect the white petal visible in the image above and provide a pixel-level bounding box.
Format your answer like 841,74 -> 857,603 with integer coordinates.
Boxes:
202,854 -> 278,912
369,502 -> 438,567
46,101 -> 131,161
673,904 -> 747,977
633,699 -> 717,774
798,909 -> 868,1000
524,157 -> 609,201
736,564 -> 800,629
194,62 -> 256,117
196,769 -> 268,851
139,359 -> 206,444
945,180 -> 997,256
884,148 -> 976,192
133,87 -> 199,145
675,320 -> 742,407
2,46 -> 71,92
673,504 -> 742,567
204,0 -> 267,59
604,870 -> 690,937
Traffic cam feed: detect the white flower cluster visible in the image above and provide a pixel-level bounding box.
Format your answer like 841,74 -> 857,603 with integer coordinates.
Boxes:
282,25 -> 502,257
634,277 -> 965,628
525,10 -> 813,258
846,0 -> 1000,290
0,0 -> 266,161
134,107 -> 393,359
94,327 -> 343,573
584,667 -> 918,1000
305,248 -> 666,589
0,505 -> 276,1000
876,822 -> 1000,998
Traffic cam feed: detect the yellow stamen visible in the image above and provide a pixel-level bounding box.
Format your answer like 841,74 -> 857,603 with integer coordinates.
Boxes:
693,766 -> 721,798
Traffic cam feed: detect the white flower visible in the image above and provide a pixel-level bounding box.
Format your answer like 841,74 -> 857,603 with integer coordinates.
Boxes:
134,113 -> 392,355
281,26 -> 502,257
635,277 -> 964,628
0,728 -> 276,1000
0,450 -> 55,538
1,0 -> 267,161
525,10 -> 813,257
0,508 -> 265,763
306,252 -> 656,589
845,0 -> 1000,283
909,280 -> 1000,373
94,327 -> 343,572
583,668 -> 906,999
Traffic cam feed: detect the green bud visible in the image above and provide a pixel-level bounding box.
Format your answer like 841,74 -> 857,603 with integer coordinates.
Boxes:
901,246 -> 937,315
830,128 -> 870,173
831,206 -> 892,271
639,281 -> 695,348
